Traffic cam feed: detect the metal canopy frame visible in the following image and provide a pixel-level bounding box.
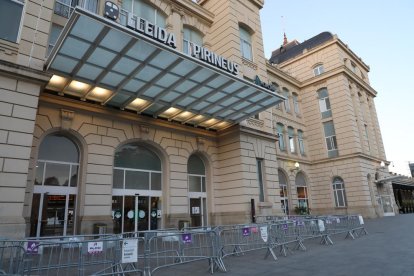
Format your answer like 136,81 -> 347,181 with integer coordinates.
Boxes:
45,8 -> 284,130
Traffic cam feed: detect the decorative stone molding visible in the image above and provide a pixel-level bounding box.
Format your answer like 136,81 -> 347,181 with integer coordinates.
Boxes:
140,124 -> 150,139
196,136 -> 206,151
246,118 -> 264,128
171,3 -> 185,17
241,58 -> 258,71
60,109 -> 75,130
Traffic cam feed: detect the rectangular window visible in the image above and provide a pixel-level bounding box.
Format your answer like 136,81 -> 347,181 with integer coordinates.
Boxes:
318,88 -> 332,118
47,24 -> 63,56
293,94 -> 300,114
240,27 -> 252,61
0,0 -> 24,43
288,127 -> 295,153
283,90 -> 290,112
82,0 -> 98,13
333,178 -> 347,207
297,186 -> 308,209
364,124 -> 371,152
55,0 -> 77,18
276,124 -> 285,151
183,27 -> 203,55
298,130 -> 305,155
256,159 -> 265,202
323,121 -> 338,157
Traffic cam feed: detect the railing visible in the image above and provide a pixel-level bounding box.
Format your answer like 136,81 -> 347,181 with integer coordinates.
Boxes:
54,0 -> 98,18
0,214 -> 367,275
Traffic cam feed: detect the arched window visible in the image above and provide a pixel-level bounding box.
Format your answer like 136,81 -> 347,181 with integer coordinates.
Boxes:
183,26 -> 203,54
112,143 -> 162,233
313,64 -> 324,76
121,0 -> 166,27
31,134 -> 80,237
278,169 -> 289,214
332,177 -> 347,207
295,172 -> 308,210
188,154 -> 207,227
292,92 -> 300,114
239,25 -> 252,60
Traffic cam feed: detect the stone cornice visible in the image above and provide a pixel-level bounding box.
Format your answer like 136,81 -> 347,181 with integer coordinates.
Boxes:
266,61 -> 301,88
169,0 -> 214,25
0,60 -> 51,84
311,152 -> 385,166
300,65 -> 377,97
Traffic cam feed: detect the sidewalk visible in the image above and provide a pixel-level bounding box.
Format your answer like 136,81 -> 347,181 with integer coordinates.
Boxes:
157,214 -> 414,276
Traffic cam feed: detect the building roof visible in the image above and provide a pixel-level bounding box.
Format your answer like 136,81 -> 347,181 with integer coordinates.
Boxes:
269,32 -> 334,65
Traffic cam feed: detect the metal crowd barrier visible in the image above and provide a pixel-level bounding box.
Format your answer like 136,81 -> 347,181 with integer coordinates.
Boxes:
0,214 -> 367,275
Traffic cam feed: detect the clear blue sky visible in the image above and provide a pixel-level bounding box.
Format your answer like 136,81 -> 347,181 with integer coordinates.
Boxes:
260,0 -> 414,176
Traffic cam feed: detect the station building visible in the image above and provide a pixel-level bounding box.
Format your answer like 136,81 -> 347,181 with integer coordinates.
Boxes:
0,0 -> 396,238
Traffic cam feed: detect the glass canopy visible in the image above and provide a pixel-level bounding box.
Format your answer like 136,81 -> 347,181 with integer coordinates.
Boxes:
45,8 -> 284,130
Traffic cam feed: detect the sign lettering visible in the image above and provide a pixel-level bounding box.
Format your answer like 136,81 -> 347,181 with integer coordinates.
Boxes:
104,1 -> 239,75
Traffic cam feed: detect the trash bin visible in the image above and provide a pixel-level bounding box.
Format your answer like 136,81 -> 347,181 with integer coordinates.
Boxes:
178,220 -> 190,230
93,223 -> 107,235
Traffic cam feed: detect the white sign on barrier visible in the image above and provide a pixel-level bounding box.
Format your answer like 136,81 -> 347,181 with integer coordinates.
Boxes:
122,239 -> 138,263
318,219 -> 325,232
88,241 -> 103,254
358,215 -> 364,225
260,226 -> 268,242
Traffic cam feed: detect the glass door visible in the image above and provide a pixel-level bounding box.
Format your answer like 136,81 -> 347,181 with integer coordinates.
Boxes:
112,195 -> 160,233
30,193 -> 76,237
190,197 -> 207,227
381,195 -> 395,216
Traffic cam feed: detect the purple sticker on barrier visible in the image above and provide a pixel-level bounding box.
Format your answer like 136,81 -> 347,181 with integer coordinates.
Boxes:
182,233 -> 192,243
242,227 -> 250,236
282,224 -> 288,230
297,220 -> 305,226
26,241 -> 39,254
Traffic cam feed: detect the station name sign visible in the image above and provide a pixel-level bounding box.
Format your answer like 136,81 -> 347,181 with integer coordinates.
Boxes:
104,1 -> 239,75
189,43 -> 239,75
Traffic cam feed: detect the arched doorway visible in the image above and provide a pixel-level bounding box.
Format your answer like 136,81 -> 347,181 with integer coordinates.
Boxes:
295,172 -> 309,210
30,134 -> 80,237
111,143 -> 162,233
187,154 -> 207,227
278,169 -> 289,214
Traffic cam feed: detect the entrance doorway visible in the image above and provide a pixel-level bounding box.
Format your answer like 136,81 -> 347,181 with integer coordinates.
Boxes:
188,154 -> 208,227
112,195 -> 160,233
112,143 -> 163,233
378,195 -> 395,216
30,134 -> 80,237
30,193 -> 76,237
189,197 -> 207,227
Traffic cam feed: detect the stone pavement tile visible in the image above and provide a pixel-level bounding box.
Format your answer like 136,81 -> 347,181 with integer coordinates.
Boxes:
154,214 -> 414,276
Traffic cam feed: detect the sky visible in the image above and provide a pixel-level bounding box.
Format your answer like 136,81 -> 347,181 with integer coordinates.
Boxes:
260,0 -> 414,176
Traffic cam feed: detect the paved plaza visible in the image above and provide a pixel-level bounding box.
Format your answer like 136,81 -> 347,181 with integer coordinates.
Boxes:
157,214 -> 414,276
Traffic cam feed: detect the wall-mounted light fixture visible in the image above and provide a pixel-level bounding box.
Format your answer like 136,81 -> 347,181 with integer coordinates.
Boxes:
290,162 -> 300,173
377,161 -> 386,171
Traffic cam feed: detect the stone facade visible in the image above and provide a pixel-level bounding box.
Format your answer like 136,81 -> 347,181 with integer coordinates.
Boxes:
0,0 -> 394,238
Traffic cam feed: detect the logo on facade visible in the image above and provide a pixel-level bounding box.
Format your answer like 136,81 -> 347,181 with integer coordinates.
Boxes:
104,1 -> 119,21
254,75 -> 276,92
104,1 -> 176,49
